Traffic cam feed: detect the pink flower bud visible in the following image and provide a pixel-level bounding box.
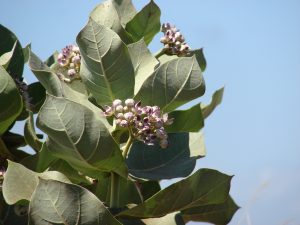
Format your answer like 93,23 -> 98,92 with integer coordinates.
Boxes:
125,99 -> 135,107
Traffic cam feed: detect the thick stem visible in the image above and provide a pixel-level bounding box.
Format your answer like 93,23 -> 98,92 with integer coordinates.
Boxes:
0,138 -> 13,160
122,133 -> 133,158
109,172 -> 120,208
155,48 -> 165,59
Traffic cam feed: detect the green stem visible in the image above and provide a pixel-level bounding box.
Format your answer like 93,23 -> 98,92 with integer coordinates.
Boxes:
122,133 -> 133,158
110,172 -> 120,208
155,48 -> 165,59
0,138 -> 13,160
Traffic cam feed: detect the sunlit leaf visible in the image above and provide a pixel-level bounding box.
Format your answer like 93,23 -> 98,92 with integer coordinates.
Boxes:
2,161 -> 71,205
77,18 -> 135,105
118,169 -> 232,218
28,179 -> 122,225
125,0 -> 161,45
135,56 -> 205,112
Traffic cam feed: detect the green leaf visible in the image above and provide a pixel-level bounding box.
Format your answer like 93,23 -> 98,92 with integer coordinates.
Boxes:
22,43 -> 31,63
20,143 -> 56,173
24,112 -> 42,152
28,50 -> 63,97
127,39 -> 159,94
44,51 -> 58,67
28,179 -> 122,225
49,160 -> 93,185
202,87 -> 224,119
37,94 -> 128,178
191,48 -> 207,72
166,103 -> 204,132
0,24 -> 24,78
125,0 -> 161,45
135,56 -> 205,112
118,169 -> 232,218
126,132 -> 205,180
0,66 -> 23,135
27,82 -> 46,113
112,0 -> 137,26
90,0 -> 133,44
77,18 -> 135,105
0,41 -> 16,69
158,48 -> 206,72
139,181 -> 161,201
93,173 -> 142,206
2,161 -> 71,205
181,196 -> 239,225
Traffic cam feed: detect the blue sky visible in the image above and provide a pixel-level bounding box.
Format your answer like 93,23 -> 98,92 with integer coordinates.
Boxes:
1,0 -> 300,224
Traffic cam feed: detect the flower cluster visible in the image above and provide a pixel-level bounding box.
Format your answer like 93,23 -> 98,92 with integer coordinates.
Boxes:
57,45 -> 81,79
104,99 -> 173,148
160,23 -> 190,56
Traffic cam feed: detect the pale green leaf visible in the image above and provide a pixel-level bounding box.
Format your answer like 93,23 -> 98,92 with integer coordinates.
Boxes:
112,0 -> 137,26
2,161 -> 71,205
77,18 -> 135,105
166,103 -> 204,132
90,0 -> 132,43
135,56 -> 205,112
127,39 -> 159,94
125,0 -> 161,45
37,94 -> 128,178
202,87 -> 224,119
118,169 -> 232,218
29,179 -> 122,225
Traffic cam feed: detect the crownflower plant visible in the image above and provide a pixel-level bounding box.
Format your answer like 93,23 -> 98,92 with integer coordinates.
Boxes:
0,1 -> 239,225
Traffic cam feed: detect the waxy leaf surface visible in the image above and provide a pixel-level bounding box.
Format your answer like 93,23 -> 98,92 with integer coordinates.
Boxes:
29,179 -> 122,225
118,169 -> 232,218
135,56 -> 205,112
77,18 -> 135,105
37,94 -> 127,178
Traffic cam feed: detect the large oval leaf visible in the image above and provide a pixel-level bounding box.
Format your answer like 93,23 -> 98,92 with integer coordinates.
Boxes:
28,179 -> 122,225
125,0 -> 161,45
135,56 -> 205,112
126,132 -> 205,180
0,66 -> 23,135
2,161 -> 71,205
0,24 -> 24,78
37,94 -> 127,178
118,169 -> 232,218
77,18 -> 135,105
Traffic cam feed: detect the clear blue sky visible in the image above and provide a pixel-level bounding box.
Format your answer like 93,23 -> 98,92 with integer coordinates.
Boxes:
1,0 -> 300,224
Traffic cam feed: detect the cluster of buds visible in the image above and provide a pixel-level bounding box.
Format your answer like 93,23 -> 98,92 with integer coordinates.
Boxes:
160,23 -> 190,56
14,77 -> 32,111
57,45 -> 81,80
104,99 -> 174,148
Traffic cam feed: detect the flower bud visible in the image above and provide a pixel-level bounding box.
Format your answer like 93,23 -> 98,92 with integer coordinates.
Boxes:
125,99 -> 135,107
124,112 -> 134,121
160,139 -> 169,149
68,69 -> 77,77
112,99 -> 122,108
115,105 -> 123,113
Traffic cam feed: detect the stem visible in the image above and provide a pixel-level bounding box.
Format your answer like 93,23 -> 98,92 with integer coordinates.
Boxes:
109,172 -> 120,208
122,133 -> 133,158
155,48 -> 165,59
0,138 -> 13,160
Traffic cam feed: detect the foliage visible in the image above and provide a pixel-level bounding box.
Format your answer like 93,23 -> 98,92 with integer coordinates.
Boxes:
0,0 -> 238,224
